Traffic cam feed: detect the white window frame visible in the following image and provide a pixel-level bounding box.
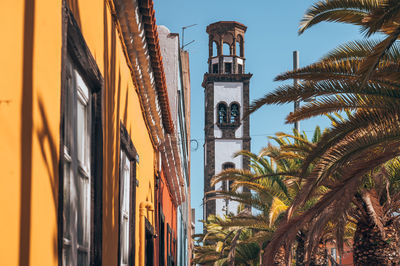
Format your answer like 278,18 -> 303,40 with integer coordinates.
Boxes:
119,149 -> 131,266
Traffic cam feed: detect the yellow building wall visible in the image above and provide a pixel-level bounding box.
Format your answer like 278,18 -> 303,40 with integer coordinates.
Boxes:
0,0 -> 62,265
0,0 -> 156,265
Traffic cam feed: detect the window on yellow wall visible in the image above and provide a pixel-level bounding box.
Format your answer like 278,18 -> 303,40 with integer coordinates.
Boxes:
120,150 -> 131,266
62,58 -> 92,266
119,123 -> 137,266
61,8 -> 103,265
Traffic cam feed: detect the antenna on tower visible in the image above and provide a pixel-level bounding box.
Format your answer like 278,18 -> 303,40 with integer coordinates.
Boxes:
181,24 -> 197,50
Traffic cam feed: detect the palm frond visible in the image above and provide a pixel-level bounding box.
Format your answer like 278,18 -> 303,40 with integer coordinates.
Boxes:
358,28 -> 400,85
322,39 -> 400,62
269,197 -> 289,226
299,0 -> 379,34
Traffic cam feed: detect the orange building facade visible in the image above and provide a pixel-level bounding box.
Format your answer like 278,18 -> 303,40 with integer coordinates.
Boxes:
0,0 -> 191,265
155,169 -> 178,265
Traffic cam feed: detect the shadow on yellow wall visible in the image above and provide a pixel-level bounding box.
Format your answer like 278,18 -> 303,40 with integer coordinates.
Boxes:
37,97 -> 59,258
19,0 -> 35,265
102,2 -> 120,263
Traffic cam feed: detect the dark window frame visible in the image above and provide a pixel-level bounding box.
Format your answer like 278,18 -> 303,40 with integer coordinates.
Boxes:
217,102 -> 241,129
212,63 -> 219,74
118,122 -> 137,266
159,206 -> 166,266
59,3 -> 103,266
145,217 -> 155,266
224,62 -> 232,74
222,162 -> 235,192
167,224 -> 173,266
236,34 -> 244,57
216,102 -> 228,126
229,102 -> 240,125
172,235 -> 177,266
238,64 -> 243,74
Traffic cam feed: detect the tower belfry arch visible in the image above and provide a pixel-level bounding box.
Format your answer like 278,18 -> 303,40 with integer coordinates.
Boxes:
202,21 -> 252,219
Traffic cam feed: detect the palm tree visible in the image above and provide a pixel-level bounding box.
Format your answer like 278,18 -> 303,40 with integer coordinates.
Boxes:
193,215 -> 261,265
244,1 -> 400,263
207,147 -> 293,265
248,2 -> 400,200
205,128 -> 333,265
351,161 -> 400,265
264,159 -> 400,265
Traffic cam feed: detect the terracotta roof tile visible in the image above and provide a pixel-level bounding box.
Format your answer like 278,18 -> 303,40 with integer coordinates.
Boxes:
139,0 -> 174,133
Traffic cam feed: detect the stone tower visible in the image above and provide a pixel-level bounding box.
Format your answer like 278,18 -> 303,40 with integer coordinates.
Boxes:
202,21 -> 252,219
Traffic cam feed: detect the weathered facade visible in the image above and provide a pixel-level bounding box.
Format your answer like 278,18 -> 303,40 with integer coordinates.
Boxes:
158,25 -> 192,266
202,21 -> 252,219
0,0 -> 190,265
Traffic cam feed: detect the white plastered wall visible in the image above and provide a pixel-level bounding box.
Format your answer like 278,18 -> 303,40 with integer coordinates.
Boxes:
214,139 -> 243,216
213,82 -> 245,216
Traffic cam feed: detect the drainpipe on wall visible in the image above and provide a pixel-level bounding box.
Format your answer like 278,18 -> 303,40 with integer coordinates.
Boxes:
139,201 -> 155,266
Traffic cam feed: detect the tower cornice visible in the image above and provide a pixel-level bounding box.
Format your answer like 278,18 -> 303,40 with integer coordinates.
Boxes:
202,73 -> 253,88
206,21 -> 247,33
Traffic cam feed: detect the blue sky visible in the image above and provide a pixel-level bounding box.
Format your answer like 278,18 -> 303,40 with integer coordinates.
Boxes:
153,0 -> 363,233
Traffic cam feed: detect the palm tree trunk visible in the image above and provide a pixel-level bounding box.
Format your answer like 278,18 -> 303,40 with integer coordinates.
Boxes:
274,246 -> 286,265
353,220 -> 400,266
295,231 -> 306,266
310,241 -> 328,266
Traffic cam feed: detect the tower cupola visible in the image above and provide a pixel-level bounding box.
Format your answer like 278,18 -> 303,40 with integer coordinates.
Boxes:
207,21 -> 247,74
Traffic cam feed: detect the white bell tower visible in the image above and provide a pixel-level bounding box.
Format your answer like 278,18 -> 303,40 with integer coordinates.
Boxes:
202,21 -> 252,219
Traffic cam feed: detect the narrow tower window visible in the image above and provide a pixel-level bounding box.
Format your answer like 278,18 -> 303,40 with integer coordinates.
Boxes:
212,41 -> 218,57
217,103 -> 228,124
236,35 -> 244,57
230,103 -> 240,124
223,42 -> 231,55
223,162 -> 235,170
224,62 -> 232,74
212,63 -> 218,73
222,163 -> 235,192
238,64 -> 243,74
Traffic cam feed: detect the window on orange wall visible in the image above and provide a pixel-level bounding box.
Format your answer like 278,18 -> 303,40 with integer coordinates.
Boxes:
159,207 -> 165,266
173,236 -> 177,266
167,224 -> 172,266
